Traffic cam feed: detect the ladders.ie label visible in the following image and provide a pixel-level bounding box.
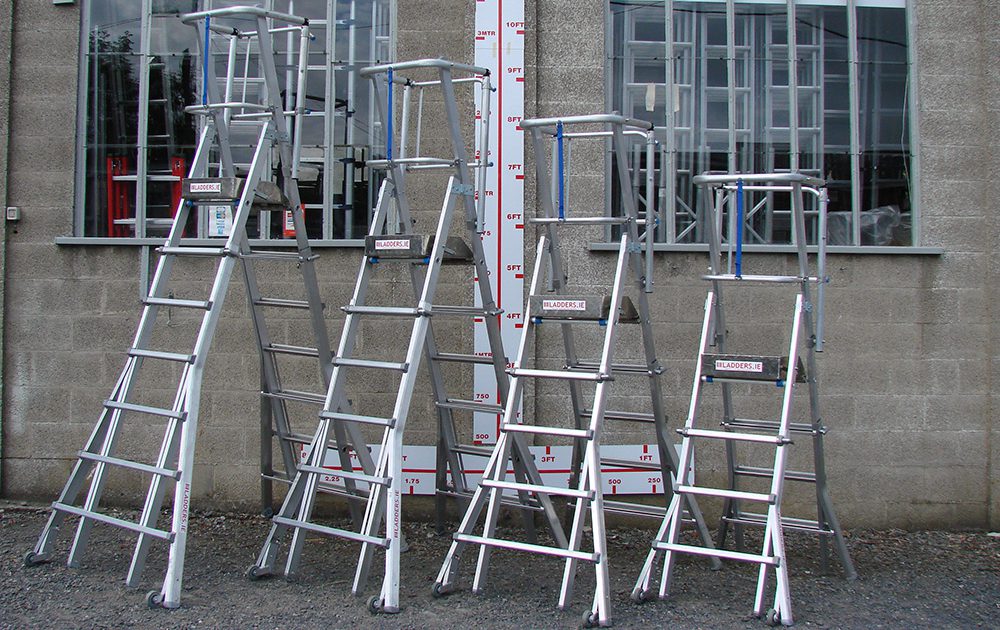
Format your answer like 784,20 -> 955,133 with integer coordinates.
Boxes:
375,238 -> 411,250
715,359 -> 763,373
542,299 -> 587,311
190,182 -> 222,193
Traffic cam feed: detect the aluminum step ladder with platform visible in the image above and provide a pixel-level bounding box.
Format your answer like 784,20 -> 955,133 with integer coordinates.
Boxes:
247,58 -> 552,615
433,114 -> 718,629
633,172 -> 856,626
24,6 -> 334,610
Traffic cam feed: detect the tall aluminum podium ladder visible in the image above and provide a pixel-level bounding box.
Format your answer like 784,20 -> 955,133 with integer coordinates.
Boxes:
24,7 -> 333,610
248,59 -> 552,615
434,114 -> 716,629
633,172 -> 856,626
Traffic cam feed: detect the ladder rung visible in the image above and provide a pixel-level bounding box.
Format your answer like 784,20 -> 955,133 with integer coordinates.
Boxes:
128,348 -> 194,363
142,296 -> 212,310
436,489 -> 543,512
333,357 -> 409,372
724,512 -> 834,535
734,466 -> 816,483
319,410 -> 396,428
274,431 -> 336,448
271,516 -> 388,548
433,352 -> 495,365
702,273 -> 819,284
481,479 -> 594,501
51,502 -> 173,541
104,400 -> 185,420
254,297 -> 311,310
437,399 -> 503,415
575,360 -> 658,375
297,463 -> 390,487
679,428 -> 789,445
342,305 -> 420,317
158,246 -> 229,257
264,472 -> 375,501
450,444 -> 495,458
509,368 -> 607,382
263,389 -> 327,405
502,424 -> 592,440
724,418 -> 820,434
652,541 -> 779,566
582,408 -> 656,423
263,344 -> 321,358
528,216 -> 631,226
431,305 -> 495,317
77,451 -> 180,480
675,485 -> 775,504
602,499 -> 666,519
453,534 -> 599,563
242,250 -> 318,262
704,375 -> 785,386
600,457 -> 661,472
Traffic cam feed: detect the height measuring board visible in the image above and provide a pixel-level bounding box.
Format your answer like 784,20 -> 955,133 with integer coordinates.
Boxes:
472,0 -> 526,444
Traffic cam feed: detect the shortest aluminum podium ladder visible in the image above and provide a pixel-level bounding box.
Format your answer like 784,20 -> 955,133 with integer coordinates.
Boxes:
634,172 -> 856,626
434,114 -> 716,629
24,6 -> 327,610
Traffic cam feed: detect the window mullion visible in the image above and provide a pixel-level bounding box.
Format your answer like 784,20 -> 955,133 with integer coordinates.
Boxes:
726,0 -> 736,174
664,0 -> 676,243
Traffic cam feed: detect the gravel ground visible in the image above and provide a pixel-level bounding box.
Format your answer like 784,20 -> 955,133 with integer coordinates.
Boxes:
1,502 -> 998,629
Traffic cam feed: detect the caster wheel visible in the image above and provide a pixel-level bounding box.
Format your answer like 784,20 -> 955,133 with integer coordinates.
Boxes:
431,582 -> 448,599
23,551 -> 41,567
630,589 -> 649,604
581,610 -> 597,628
765,609 -> 780,627
261,507 -> 274,519
145,590 -> 163,609
367,595 -> 382,615
246,565 -> 265,581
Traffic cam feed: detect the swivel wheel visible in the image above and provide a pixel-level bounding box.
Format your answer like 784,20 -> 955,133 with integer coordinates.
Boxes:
23,551 -> 43,567
431,582 -> 450,599
581,610 -> 598,628
367,595 -> 383,615
246,565 -> 266,581
145,590 -> 163,609
765,609 -> 781,627
630,588 -> 649,604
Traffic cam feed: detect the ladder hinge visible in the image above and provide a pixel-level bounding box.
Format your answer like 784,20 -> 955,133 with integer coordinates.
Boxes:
627,243 -> 642,254
803,301 -> 813,312
451,183 -> 475,196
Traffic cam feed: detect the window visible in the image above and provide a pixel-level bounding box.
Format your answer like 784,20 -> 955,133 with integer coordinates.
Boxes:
608,0 -> 915,248
75,0 -> 394,241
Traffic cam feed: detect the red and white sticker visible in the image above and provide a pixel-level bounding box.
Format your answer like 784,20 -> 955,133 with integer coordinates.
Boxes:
543,299 -> 587,311
715,360 -> 763,373
375,238 -> 411,250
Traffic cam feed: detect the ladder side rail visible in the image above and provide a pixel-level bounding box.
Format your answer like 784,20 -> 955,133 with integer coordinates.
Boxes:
398,82 -> 413,159
194,24 -> 237,178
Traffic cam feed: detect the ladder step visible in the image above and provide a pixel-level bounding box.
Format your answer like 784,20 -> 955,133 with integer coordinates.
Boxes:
142,296 -> 212,310
254,297 -> 311,310
104,400 -> 185,420
342,305 -> 420,317
702,273 -> 819,284
529,295 -> 639,323
128,348 -> 195,363
453,533 -> 599,563
602,499 -> 667,519
734,466 -> 817,483
431,305 -> 495,317
575,360 -> 659,375
724,418 -> 821,434
702,353 -> 807,383
433,352 -> 495,365
502,423 -> 592,440
263,389 -> 327,405
481,479 -> 595,501
319,410 -> 396,428
263,344 -> 321,358
332,357 -> 409,372
271,516 -> 388,548
675,485 -> 775,504
679,428 -> 789,445
77,451 -> 180,480
651,541 -> 779,566
158,246 -> 229,257
582,408 -> 656,423
297,463 -> 390,487
451,444 -> 496,458
508,368 -> 607,382
437,399 -> 503,415
242,250 -> 318,262
51,502 -> 173,542
723,511 -> 834,535
436,488 -> 543,512
600,457 -> 661,472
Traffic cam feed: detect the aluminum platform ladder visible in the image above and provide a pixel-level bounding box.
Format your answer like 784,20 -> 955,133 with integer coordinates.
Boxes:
634,172 -> 856,626
247,59 -> 551,615
24,6 -> 334,610
433,114 -> 716,629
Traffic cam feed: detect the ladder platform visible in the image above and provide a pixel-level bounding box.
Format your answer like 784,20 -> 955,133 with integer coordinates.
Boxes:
432,352 -> 495,365
678,428 -> 790,445
182,178 -> 288,211
364,235 -> 475,264
501,423 -> 593,440
508,367 -> 608,382
701,353 -> 806,383
263,344 -> 321,358
332,357 -> 409,372
142,296 -> 212,310
529,295 -> 639,324
77,451 -> 181,480
582,408 -> 656,424
733,466 -> 817,483
481,479 -> 595,501
262,389 -> 327,405
651,541 -> 779,566
51,502 -> 174,542
104,400 -> 186,420
453,533 -> 599,563
319,410 -> 396,428
128,348 -> 195,364
675,485 -> 775,504
723,418 -> 822,434
297,463 -> 390,487
723,511 -> 834,534
271,516 -> 389,548
436,398 -> 503,415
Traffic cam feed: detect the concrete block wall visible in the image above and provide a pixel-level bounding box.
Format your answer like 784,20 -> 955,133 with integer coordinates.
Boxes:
1,0 -> 998,530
